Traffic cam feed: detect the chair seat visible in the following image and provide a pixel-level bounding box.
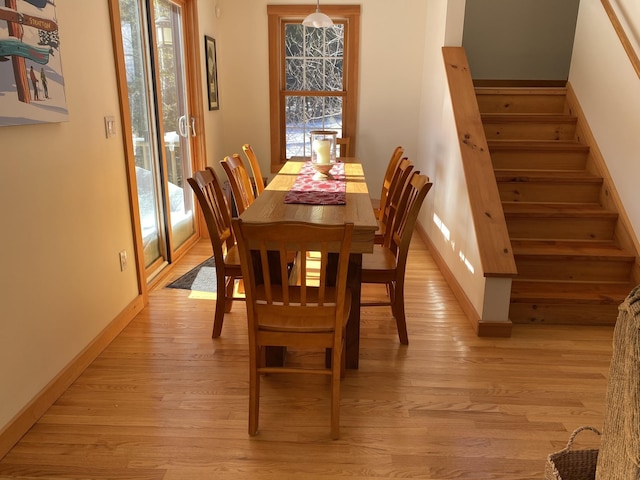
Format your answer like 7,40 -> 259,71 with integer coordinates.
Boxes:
362,245 -> 397,282
256,286 -> 352,332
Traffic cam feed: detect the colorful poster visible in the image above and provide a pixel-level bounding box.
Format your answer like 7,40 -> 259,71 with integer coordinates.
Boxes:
0,0 -> 68,126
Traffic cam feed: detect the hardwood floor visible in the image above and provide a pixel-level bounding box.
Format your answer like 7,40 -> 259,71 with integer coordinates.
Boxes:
0,236 -> 613,479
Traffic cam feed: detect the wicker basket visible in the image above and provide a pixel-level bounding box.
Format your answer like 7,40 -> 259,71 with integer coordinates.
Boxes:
545,426 -> 601,480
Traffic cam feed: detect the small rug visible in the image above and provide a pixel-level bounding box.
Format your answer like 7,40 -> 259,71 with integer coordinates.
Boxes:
166,257 -> 217,293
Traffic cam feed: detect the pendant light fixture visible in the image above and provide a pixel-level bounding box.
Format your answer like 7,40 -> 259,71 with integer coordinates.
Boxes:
302,0 -> 334,28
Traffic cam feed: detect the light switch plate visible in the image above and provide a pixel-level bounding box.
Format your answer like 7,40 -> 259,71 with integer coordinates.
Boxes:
104,116 -> 116,138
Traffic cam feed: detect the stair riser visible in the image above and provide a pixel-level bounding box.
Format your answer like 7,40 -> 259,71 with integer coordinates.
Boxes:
477,94 -> 566,114
498,183 -> 602,203
506,218 -> 616,240
510,303 -> 618,325
483,123 -> 576,141
514,258 -> 633,282
490,151 -> 588,170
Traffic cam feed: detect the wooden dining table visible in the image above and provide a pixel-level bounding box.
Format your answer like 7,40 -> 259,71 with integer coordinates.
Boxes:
239,158 -> 378,369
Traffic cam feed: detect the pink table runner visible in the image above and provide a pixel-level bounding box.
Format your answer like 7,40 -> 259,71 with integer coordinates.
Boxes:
283,161 -> 346,205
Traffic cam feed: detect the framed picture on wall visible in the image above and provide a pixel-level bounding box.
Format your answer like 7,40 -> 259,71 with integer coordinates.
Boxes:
0,0 -> 69,126
205,35 -> 219,111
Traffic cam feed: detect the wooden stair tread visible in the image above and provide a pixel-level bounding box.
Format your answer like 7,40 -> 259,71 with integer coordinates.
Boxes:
475,87 -> 567,95
475,88 -> 568,114
510,280 -> 634,304
502,203 -> 616,217
512,238 -> 622,249
489,144 -> 590,172
495,170 -> 602,182
512,241 -> 634,259
488,140 -> 589,152
481,113 -> 577,123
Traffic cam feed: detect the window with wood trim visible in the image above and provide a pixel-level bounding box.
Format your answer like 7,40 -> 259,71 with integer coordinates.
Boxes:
267,5 -> 360,172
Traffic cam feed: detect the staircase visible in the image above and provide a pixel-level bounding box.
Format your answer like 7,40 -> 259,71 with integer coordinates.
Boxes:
475,86 -> 637,326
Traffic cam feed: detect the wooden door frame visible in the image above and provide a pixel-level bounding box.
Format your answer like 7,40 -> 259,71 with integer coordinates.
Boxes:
108,0 -> 207,298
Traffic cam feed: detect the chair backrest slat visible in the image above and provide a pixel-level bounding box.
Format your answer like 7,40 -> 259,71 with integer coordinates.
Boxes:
379,157 -> 414,245
242,144 -> 266,195
378,146 -> 404,210
336,137 -> 351,158
221,154 -> 255,215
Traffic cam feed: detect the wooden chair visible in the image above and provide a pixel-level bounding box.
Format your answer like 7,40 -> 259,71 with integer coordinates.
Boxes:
373,146 -> 405,217
187,167 -> 243,338
362,172 -> 433,345
336,137 -> 351,158
241,144 -> 266,195
220,154 -> 255,215
374,157 -> 413,245
232,219 -> 354,439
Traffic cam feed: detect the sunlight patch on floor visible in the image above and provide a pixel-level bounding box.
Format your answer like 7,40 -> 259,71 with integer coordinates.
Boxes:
188,291 -> 216,300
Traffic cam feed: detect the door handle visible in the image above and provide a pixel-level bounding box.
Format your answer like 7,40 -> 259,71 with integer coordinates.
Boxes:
189,116 -> 196,137
178,115 -> 188,137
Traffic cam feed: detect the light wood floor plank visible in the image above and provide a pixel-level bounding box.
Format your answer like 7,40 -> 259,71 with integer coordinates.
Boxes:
0,236 -> 612,479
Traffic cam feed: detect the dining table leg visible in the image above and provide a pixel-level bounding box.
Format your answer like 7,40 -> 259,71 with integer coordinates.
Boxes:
345,253 -> 362,369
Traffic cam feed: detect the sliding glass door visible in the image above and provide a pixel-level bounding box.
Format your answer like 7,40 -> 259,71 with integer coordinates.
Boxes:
118,0 -> 198,277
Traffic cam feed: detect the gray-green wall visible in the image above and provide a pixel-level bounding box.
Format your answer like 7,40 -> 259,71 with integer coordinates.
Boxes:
463,0 -> 580,80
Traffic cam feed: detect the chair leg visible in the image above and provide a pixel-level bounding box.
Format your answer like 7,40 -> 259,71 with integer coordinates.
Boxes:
249,346 -> 260,436
330,347 -> 342,440
212,274 -> 228,338
224,276 -> 235,313
391,280 -> 409,345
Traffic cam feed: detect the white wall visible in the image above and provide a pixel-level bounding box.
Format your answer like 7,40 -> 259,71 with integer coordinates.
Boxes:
198,1 -> 225,174
212,0 -> 429,193
414,0 -> 498,322
569,0 -> 640,246
615,0 -> 639,49
0,1 -> 137,430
